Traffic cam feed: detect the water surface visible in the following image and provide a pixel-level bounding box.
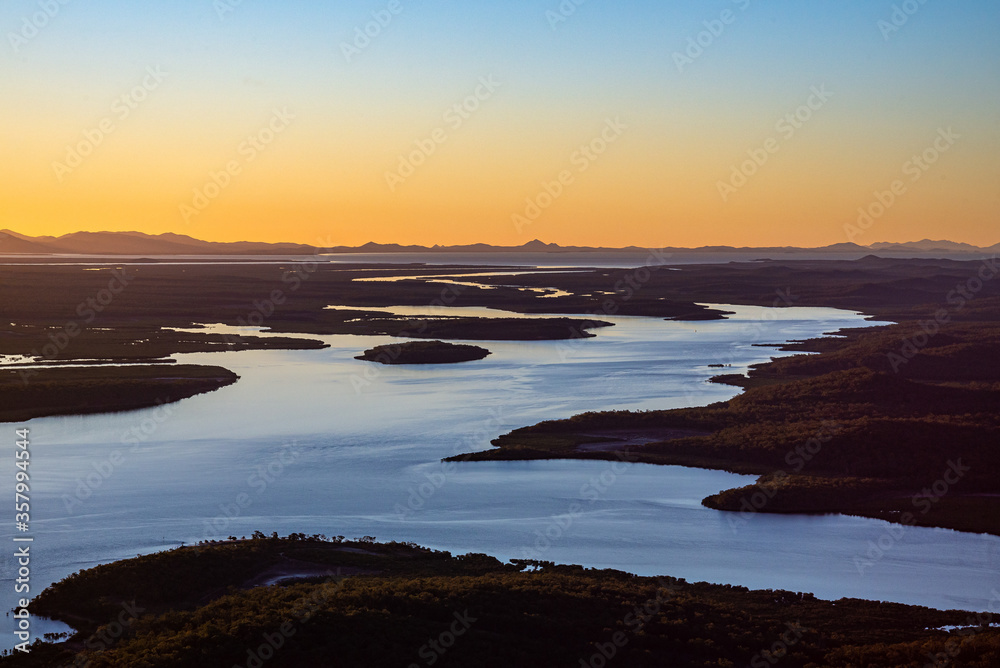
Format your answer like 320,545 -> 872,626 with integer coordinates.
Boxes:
3,304 -> 998,648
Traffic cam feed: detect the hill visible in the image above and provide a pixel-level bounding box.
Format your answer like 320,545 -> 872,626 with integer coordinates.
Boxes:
2,230 -> 998,257
4,536 -> 998,667
0,230 -> 317,255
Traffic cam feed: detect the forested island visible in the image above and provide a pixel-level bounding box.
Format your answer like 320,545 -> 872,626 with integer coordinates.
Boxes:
356,340 -> 491,365
3,536 -> 999,667
0,365 -> 239,423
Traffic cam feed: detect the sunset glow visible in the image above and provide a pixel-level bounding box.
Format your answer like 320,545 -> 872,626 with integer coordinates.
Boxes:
4,0 -> 998,247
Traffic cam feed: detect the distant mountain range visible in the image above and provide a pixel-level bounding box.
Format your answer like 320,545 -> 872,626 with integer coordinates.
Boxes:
0,230 -> 316,255
867,240 -> 998,253
0,230 -> 997,257
325,239 -> 1000,255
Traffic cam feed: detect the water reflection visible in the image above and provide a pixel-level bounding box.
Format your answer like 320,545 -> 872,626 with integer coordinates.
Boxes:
3,304 -> 998,652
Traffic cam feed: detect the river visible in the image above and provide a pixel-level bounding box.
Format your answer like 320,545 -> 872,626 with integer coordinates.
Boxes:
3,301 -> 999,648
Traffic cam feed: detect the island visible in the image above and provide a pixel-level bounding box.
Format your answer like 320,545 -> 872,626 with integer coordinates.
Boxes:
0,365 -> 239,423
355,340 -> 491,365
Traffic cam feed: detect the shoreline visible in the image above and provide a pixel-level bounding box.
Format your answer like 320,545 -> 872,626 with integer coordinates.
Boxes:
5,536 -> 998,666
0,258 -> 996,664
451,314 -> 1000,537
6,257 -> 997,536
0,365 -> 239,423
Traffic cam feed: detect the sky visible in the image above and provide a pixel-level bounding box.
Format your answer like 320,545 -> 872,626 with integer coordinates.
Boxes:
2,0 -> 998,248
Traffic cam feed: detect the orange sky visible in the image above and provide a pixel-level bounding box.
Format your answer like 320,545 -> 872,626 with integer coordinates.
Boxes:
3,2 -> 998,248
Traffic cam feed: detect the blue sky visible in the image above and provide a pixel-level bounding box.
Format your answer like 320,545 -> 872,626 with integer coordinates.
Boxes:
3,0 -> 998,246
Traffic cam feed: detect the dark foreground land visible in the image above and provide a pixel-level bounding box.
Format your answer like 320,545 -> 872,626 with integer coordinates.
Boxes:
4,536 -> 999,667
355,340 -> 491,365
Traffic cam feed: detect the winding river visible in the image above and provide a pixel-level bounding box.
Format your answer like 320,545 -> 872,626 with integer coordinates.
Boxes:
3,298 -> 999,647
